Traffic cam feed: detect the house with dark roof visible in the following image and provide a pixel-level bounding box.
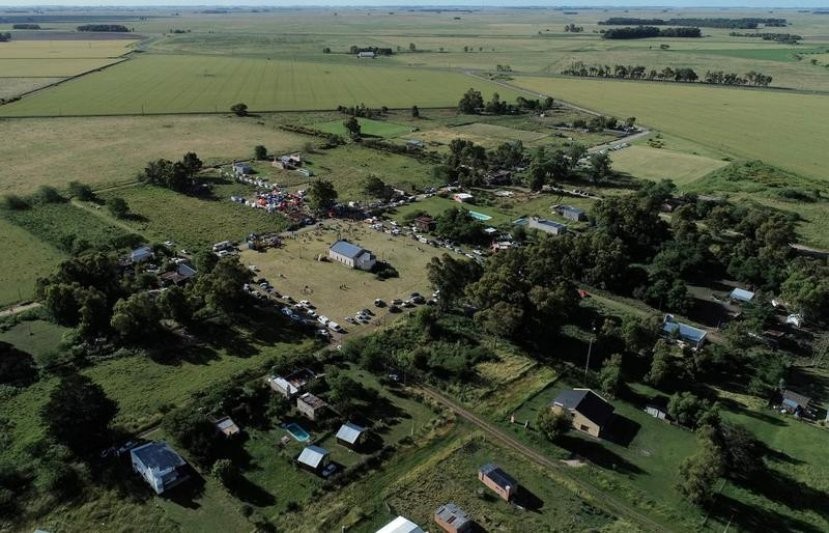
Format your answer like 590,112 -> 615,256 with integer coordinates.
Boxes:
329,240 -> 377,271
478,463 -> 518,501
662,315 -> 707,349
296,445 -> 330,475
159,261 -> 197,286
336,422 -> 368,449
434,502 -> 473,533
414,215 -> 436,232
296,392 -> 326,421
554,204 -> 587,222
551,388 -> 615,438
780,389 -> 811,418
130,442 -> 189,495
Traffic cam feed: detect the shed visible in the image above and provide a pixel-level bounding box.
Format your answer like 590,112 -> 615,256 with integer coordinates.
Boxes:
358,51 -> 376,59
645,405 -> 668,420
434,502 -> 472,533
296,445 -> 329,474
781,389 -> 811,417
335,421 -> 367,449
555,204 -> 587,222
414,215 -> 436,232
662,315 -> 707,349
130,246 -> 154,264
452,193 -> 474,203
296,392 -> 326,421
551,388 -> 615,438
478,463 -> 518,501
214,416 -> 240,438
376,516 -> 424,533
729,288 -> 755,303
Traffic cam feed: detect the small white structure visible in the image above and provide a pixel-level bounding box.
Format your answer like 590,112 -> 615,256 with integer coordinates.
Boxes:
645,405 -> 668,420
336,422 -> 367,448
130,442 -> 189,495
786,313 -> 804,328
729,288 -> 755,304
357,51 -> 376,59
329,240 -> 376,271
297,445 -> 330,474
376,516 -> 425,533
527,217 -> 567,236
452,193 -> 474,203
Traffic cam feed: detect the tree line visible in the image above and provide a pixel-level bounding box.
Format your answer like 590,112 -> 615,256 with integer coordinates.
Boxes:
76,24 -> 130,32
598,17 -> 787,29
139,152 -> 203,192
347,45 -> 394,55
601,26 -> 701,39
561,61 -> 773,86
458,88 -> 553,115
12,24 -> 40,29
729,31 -> 802,44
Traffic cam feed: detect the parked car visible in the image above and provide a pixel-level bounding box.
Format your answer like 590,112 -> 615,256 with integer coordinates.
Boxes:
360,308 -> 373,316
328,321 -> 343,333
374,298 -> 386,307
389,305 -> 401,313
318,315 -> 330,325
392,298 -> 403,305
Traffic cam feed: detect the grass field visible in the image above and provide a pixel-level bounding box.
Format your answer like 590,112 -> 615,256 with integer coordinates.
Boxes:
0,115 -> 309,194
96,183 -> 289,248
0,219 -> 64,306
512,76 -> 829,181
610,145 -> 730,186
0,39 -> 136,59
0,77 -> 62,99
0,57 -> 126,77
240,221 -> 447,326
314,117 -> 413,138
0,54 -> 520,116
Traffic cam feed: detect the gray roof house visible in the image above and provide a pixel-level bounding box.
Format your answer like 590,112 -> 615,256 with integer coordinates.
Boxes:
555,204 -> 587,221
130,246 -> 154,264
434,502 -> 473,533
130,442 -> 189,495
329,240 -> 377,271
552,388 -> 615,437
526,217 -> 567,236
297,445 -> 329,474
662,315 -> 707,349
335,422 -> 367,448
728,288 -> 755,304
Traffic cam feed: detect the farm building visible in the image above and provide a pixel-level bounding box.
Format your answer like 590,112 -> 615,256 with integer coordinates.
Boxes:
232,162 -> 253,176
662,315 -> 708,349
551,388 -> 615,438
297,392 -> 326,421
376,516 -> 425,533
554,204 -> 587,222
434,502 -> 473,533
414,215 -> 436,232
329,240 -> 377,271
452,193 -> 474,203
527,217 -> 567,236
336,422 -> 368,449
780,390 -> 811,418
729,288 -> 756,304
478,463 -> 518,501
273,153 -> 302,170
214,416 -> 240,438
130,442 -> 189,495
296,445 -> 330,475
129,246 -> 154,264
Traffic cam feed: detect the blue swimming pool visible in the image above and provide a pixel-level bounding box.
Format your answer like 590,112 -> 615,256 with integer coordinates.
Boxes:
285,422 -> 310,442
468,210 -> 492,221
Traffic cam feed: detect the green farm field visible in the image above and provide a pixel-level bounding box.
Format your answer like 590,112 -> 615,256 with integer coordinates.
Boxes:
0,39 -> 136,59
0,219 -> 64,307
0,77 -> 62,99
512,76 -> 829,181
0,115 -> 309,194
611,145 -> 729,186
0,57 -> 125,77
0,54 -> 520,116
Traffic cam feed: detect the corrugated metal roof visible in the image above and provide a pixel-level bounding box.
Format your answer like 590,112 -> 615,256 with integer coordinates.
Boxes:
330,240 -> 367,259
375,516 -> 424,533
729,288 -> 755,302
297,445 -> 328,469
663,317 -> 707,344
435,502 -> 471,528
335,422 -> 366,444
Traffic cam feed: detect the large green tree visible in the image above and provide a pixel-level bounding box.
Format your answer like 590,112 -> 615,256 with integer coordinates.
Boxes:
458,88 -> 484,114
306,179 -> 338,214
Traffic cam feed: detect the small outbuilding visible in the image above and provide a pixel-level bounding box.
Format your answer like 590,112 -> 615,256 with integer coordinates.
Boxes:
729,288 -> 756,304
662,315 -> 707,349
130,246 -> 154,264
478,463 -> 518,501
335,421 -> 368,449
554,204 -> 587,222
296,392 -> 327,421
376,516 -> 425,533
452,193 -> 474,203
358,51 -> 376,59
130,442 -> 189,495
329,240 -> 377,271
551,388 -> 615,438
414,215 -> 436,232
527,217 -> 567,236
296,445 -> 330,474
434,502 -> 473,533
214,416 -> 240,438
781,389 -> 811,418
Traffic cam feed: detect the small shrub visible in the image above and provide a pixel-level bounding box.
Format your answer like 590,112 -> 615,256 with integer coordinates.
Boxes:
2,194 -> 31,210
33,186 -> 65,204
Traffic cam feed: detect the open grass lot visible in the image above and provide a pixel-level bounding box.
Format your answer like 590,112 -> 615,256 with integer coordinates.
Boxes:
0,319 -> 69,361
611,145 -> 729,186
0,115 -> 309,194
0,54 -> 520,116
0,77 -> 62,99
392,195 -> 514,226
96,183 -> 289,249
512,76 -> 829,181
0,219 -> 64,306
315,117 -> 413,139
240,221 -> 447,326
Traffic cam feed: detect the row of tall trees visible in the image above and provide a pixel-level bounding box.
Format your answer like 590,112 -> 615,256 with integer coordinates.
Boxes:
562,62 -> 772,87
598,17 -> 786,29
601,26 -> 701,39
458,88 -> 553,115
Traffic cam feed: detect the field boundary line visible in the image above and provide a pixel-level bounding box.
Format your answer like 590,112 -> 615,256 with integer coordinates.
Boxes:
1,55 -> 133,102
417,384 -> 677,533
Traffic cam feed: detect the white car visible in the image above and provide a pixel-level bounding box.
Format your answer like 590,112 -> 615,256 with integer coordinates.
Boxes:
318,315 -> 330,325
328,321 -> 343,333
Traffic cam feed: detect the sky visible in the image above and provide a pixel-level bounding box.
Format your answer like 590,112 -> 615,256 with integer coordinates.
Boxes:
0,1 -> 826,7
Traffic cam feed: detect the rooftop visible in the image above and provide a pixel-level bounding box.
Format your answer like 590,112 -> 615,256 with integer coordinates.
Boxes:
336,422 -> 366,445
435,502 -> 471,529
552,388 -> 615,428
782,389 -> 811,408
558,204 -> 585,214
298,392 -> 326,410
479,463 -> 517,490
376,516 -> 424,533
662,317 -> 707,344
530,217 -> 567,230
215,416 -> 240,435
330,239 -> 369,259
297,445 -> 329,469
131,442 -> 186,473
729,288 -> 756,303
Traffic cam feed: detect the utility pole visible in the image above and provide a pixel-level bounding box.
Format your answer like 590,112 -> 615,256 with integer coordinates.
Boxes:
584,322 -> 597,381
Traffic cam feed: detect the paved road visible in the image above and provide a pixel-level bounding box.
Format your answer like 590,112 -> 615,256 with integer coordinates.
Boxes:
418,385 -> 672,533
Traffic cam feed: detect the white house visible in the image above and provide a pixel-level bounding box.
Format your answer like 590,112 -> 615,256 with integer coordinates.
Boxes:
130,442 -> 189,495
329,240 -> 376,271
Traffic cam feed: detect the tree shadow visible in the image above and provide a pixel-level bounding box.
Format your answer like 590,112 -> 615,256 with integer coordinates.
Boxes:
163,467 -> 206,509
709,494 -> 826,533
227,475 -> 276,507
0,342 -> 38,388
687,297 -> 729,328
557,435 -> 645,476
603,415 -> 641,448
718,398 -> 788,427
732,469 -> 829,521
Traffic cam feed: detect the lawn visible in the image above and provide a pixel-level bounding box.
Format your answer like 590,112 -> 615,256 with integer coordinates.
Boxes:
512,76 -> 829,181
393,196 -> 514,226
0,115 -> 310,195
0,77 -> 62,99
0,54 -> 521,116
96,184 -> 290,249
610,145 -> 730,186
0,319 -> 69,362
240,221 -> 448,327
0,218 -> 64,306
314,117 -> 413,139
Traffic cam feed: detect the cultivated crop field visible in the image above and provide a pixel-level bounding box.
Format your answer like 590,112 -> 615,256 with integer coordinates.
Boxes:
0,57 -> 124,77
0,39 -> 136,59
0,115 -> 309,194
611,145 -> 729,186
512,76 -> 829,181
0,54 -> 520,116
